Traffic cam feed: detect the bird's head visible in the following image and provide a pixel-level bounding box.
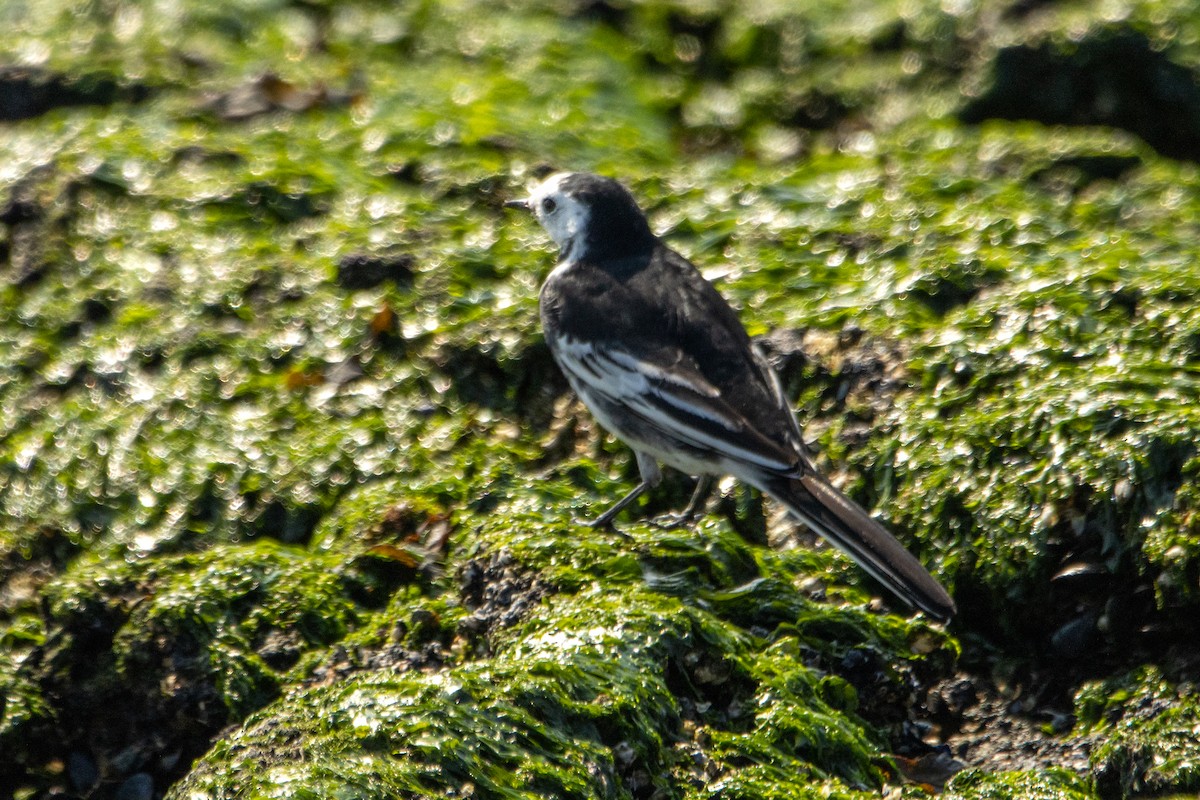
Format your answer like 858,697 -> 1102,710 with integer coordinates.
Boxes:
506,172 -> 656,262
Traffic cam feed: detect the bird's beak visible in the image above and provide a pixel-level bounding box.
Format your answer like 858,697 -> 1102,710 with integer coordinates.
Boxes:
504,198 -> 531,211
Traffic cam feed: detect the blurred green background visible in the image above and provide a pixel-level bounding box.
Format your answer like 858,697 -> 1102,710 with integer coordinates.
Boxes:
2,1 -> 1200,798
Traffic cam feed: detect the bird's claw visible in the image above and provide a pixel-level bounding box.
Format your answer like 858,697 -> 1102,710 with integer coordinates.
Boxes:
574,514 -> 632,538
646,511 -> 698,530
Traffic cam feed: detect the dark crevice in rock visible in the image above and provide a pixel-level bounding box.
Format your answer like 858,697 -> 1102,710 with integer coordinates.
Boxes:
961,28 -> 1200,162
433,339 -> 567,426
335,251 -> 415,290
922,670 -> 1096,773
0,67 -> 153,122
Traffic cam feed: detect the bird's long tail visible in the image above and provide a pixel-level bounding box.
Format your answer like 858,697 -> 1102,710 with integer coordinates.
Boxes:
761,472 -> 955,622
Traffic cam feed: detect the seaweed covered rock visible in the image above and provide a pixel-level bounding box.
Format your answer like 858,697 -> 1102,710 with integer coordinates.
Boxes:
171,579 -> 952,799
1077,667 -> 1200,798
2,543 -> 368,793
4,0 -> 1200,798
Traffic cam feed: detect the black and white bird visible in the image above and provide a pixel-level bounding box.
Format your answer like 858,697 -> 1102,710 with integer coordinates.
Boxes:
505,172 -> 955,622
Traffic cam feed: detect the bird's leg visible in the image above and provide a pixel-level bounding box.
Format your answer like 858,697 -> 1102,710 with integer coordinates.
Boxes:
583,481 -> 649,530
649,475 -> 713,529
580,451 -> 662,530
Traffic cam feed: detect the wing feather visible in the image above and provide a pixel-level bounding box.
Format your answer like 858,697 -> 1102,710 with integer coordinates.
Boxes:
556,338 -> 798,473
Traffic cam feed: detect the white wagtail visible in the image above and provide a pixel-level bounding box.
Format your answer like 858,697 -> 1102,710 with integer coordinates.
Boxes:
505,172 -> 955,621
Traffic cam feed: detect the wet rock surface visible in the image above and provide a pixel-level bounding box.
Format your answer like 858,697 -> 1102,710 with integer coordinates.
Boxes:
4,1 -> 1200,799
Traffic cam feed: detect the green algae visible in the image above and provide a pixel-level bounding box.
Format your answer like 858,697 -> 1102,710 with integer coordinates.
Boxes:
1076,667 -> 1200,798
4,0 -> 1198,621
1,541 -> 369,779
943,769 -> 1096,800
4,0 -> 1200,797
171,591 -> 700,799
172,582 -> 946,799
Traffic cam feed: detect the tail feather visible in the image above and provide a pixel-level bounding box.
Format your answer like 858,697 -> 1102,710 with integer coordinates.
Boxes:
763,473 -> 955,622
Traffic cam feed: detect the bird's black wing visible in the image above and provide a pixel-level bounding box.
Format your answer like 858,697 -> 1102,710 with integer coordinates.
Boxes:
541,243 -> 808,474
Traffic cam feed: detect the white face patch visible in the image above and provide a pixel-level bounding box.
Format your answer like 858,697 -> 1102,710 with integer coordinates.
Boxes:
526,172 -> 590,260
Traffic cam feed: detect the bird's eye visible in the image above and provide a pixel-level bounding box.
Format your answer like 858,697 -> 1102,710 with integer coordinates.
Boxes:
541,198 -> 557,214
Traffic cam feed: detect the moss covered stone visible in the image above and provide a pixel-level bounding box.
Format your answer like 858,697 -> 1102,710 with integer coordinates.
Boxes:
944,769 -> 1096,800
4,0 -> 1200,798
2,542 -> 369,787
1077,667 -> 1200,798
172,580 -> 948,799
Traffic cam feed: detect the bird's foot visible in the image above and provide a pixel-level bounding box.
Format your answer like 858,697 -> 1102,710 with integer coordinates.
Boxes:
646,477 -> 712,530
573,480 -> 651,535
573,512 -> 633,537
646,510 -> 700,530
